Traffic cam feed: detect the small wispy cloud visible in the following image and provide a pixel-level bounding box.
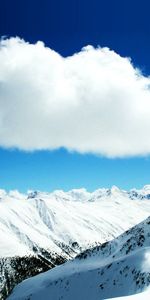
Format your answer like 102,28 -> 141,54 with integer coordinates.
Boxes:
0,37 -> 150,157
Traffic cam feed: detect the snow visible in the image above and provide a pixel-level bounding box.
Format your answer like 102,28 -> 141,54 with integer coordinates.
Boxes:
107,287 -> 150,299
7,217 -> 150,300
1,186 -> 150,258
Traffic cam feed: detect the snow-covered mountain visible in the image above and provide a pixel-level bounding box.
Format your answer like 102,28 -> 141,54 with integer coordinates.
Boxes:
1,185 -> 150,298
8,216 -> 150,300
1,185 -> 150,258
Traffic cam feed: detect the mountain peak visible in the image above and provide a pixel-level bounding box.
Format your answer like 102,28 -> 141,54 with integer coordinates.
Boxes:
110,185 -> 121,194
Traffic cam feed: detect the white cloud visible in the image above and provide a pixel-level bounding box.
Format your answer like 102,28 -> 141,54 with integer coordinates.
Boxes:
0,37 -> 150,157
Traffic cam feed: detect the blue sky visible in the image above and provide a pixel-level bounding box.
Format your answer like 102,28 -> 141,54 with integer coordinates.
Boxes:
1,148 -> 150,192
1,0 -> 150,72
1,0 -> 150,192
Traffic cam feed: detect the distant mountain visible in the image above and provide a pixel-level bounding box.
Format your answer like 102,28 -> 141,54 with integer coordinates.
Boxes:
1,186 -> 150,298
8,216 -> 150,300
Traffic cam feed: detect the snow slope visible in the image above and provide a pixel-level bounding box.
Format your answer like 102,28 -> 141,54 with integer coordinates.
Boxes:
108,287 -> 150,299
8,216 -> 150,300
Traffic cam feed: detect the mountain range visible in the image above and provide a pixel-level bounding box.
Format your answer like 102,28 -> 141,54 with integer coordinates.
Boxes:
1,186 -> 150,299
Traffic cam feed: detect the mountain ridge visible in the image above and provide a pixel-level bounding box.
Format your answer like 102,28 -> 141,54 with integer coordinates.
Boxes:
8,216 -> 150,300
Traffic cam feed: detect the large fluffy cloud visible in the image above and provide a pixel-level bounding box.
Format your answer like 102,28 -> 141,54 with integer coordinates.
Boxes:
0,37 -> 150,157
